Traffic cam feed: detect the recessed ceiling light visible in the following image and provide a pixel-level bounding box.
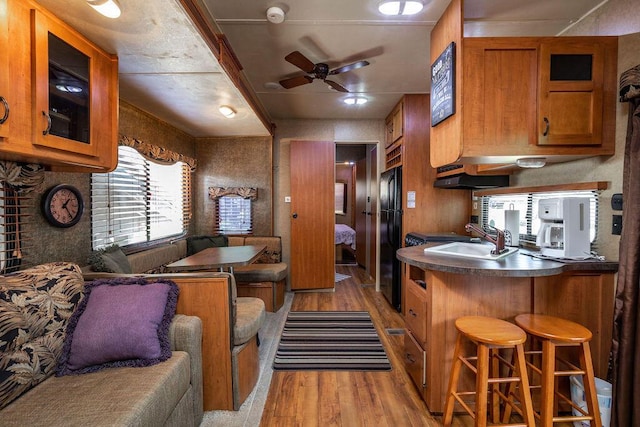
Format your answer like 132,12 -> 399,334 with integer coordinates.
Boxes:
219,105 -> 236,118
86,0 -> 121,19
343,97 -> 368,105
378,0 -> 425,16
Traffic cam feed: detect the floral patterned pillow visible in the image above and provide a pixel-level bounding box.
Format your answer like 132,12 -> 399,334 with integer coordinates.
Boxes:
0,262 -> 85,410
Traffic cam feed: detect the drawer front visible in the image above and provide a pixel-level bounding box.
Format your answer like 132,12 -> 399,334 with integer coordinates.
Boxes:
404,330 -> 426,391
405,280 -> 428,346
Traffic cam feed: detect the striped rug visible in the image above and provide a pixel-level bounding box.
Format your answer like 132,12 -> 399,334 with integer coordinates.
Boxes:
273,311 -> 391,371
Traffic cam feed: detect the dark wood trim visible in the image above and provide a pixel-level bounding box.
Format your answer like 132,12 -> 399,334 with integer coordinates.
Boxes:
177,0 -> 275,135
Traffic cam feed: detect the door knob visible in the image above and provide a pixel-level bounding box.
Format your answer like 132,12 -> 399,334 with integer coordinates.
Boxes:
292,213 -> 298,219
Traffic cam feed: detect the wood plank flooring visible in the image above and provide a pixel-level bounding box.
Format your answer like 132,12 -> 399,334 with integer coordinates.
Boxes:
260,265 -> 452,427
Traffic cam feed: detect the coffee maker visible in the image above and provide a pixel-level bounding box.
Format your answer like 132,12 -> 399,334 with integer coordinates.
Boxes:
536,197 -> 591,258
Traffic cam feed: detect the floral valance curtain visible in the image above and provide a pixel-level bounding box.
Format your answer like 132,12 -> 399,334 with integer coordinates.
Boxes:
119,135 -> 197,172
610,63 -> 640,427
208,187 -> 257,200
0,162 -> 44,194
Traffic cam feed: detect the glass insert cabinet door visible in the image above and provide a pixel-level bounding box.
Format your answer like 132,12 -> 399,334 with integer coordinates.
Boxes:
31,8 -> 99,157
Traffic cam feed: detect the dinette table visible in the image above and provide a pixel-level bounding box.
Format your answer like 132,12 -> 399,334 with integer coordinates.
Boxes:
165,245 -> 266,274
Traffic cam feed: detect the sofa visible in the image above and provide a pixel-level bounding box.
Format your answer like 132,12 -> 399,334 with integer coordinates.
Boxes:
0,262 -> 203,427
82,239 -> 269,411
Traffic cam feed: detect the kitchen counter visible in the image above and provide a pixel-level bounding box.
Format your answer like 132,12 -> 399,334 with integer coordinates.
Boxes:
396,243 -> 618,277
397,242 -> 617,414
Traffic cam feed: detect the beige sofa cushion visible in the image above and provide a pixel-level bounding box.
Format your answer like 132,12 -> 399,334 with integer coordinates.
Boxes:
0,352 -> 191,427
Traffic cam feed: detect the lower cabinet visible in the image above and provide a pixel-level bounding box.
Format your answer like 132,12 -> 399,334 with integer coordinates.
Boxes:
404,330 -> 426,400
402,263 -> 615,414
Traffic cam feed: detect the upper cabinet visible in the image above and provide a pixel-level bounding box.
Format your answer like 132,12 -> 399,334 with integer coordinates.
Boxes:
384,98 -> 404,170
429,0 -> 618,168
0,0 -> 118,171
538,39 -> 609,146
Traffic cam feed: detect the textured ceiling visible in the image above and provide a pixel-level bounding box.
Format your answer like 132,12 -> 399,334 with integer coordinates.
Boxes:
36,0 -> 609,137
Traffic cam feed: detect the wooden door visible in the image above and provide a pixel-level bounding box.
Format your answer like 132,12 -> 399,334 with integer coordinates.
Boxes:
369,145 -> 377,280
355,158 -> 367,267
290,140 -> 335,290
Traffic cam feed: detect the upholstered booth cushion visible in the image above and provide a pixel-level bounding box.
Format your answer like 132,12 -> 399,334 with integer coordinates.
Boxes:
234,297 -> 266,346
186,235 -> 228,256
243,236 -> 282,263
57,278 -> 178,376
0,262 -> 85,410
87,245 -> 132,274
233,262 -> 287,283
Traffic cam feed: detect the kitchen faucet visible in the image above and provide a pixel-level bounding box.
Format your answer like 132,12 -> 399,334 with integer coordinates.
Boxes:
465,223 -> 507,255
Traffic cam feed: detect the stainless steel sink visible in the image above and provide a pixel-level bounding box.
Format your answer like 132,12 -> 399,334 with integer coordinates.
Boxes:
423,242 -> 519,260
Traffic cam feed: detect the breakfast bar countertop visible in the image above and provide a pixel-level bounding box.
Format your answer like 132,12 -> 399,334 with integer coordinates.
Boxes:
396,243 -> 619,277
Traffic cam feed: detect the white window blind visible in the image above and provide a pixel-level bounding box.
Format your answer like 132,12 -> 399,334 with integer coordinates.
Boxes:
481,190 -> 599,245
91,146 -> 190,249
215,196 -> 252,235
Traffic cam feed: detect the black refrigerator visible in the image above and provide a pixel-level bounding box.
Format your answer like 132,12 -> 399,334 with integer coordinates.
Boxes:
380,166 -> 402,312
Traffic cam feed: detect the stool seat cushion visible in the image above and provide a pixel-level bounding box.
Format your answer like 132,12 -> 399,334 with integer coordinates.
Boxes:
234,297 -> 266,346
233,263 -> 287,283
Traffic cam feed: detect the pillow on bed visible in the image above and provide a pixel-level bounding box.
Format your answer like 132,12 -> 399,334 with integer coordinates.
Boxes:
56,277 -> 178,376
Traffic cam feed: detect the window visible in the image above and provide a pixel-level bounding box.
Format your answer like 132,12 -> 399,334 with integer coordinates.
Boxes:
91,146 -> 190,249
481,190 -> 599,244
215,196 -> 252,234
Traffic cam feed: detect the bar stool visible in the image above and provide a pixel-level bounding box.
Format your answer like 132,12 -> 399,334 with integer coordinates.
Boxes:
514,314 -> 601,427
442,316 -> 535,427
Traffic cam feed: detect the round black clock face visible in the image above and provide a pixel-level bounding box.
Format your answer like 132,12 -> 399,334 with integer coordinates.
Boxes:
42,184 -> 84,228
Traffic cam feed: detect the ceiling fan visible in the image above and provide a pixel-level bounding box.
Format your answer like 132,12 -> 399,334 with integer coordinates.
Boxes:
278,51 -> 370,93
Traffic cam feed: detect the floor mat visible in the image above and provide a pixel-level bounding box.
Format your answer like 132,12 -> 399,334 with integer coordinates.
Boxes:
273,311 -> 391,371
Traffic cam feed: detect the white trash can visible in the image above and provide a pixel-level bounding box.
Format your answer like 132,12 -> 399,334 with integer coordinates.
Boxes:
570,375 -> 612,427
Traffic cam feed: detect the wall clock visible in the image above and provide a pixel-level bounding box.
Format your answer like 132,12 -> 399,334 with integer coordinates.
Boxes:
42,184 -> 84,228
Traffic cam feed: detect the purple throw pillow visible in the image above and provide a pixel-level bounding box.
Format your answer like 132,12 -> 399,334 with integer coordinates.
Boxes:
57,277 -> 178,376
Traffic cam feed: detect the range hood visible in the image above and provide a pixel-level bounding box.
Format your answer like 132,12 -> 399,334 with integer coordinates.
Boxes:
433,173 -> 509,189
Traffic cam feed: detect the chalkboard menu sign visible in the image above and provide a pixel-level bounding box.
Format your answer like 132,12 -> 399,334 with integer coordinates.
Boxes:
431,42 -> 456,127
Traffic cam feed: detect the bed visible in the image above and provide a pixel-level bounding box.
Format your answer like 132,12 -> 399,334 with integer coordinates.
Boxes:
335,224 -> 356,263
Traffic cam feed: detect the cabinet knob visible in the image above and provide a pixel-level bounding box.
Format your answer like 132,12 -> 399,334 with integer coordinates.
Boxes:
409,309 -> 417,317
406,353 -> 416,364
292,212 -> 298,219
0,97 -> 9,124
42,111 -> 52,136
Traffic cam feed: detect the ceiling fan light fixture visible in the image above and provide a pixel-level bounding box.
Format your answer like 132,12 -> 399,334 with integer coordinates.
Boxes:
219,105 -> 236,118
86,0 -> 121,19
344,97 -> 368,105
378,0 -> 424,16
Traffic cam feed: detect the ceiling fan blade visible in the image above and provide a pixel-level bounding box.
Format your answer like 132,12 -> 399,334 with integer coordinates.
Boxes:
325,79 -> 349,93
279,75 -> 314,89
329,60 -> 370,75
284,51 -> 316,73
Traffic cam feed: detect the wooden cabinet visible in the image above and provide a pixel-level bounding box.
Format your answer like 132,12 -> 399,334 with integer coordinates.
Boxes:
0,0 -> 9,139
0,0 -> 118,171
538,39 -> 608,146
430,33 -> 617,167
403,263 -> 615,414
384,99 -> 404,169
